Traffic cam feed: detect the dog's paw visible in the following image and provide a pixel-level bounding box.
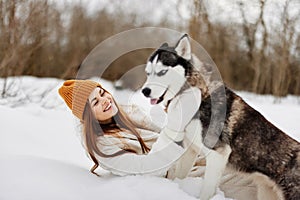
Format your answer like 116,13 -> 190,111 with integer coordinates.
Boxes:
200,192 -> 214,200
199,184 -> 216,200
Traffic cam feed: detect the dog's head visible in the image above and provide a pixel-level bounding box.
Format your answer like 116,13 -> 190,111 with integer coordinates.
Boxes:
141,34 -> 193,105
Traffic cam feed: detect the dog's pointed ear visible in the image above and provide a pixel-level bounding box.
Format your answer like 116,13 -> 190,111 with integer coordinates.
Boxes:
159,43 -> 169,49
175,34 -> 191,60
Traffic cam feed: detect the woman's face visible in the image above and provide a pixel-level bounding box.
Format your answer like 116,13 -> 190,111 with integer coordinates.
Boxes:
88,87 -> 118,123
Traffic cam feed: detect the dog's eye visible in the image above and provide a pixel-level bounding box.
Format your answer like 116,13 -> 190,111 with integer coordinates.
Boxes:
157,69 -> 168,76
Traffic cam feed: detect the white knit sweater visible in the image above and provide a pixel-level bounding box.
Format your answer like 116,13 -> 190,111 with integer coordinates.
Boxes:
95,105 -> 181,176
95,87 -> 201,176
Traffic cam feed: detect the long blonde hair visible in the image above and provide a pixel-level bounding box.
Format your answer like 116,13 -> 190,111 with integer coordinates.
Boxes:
81,91 -> 150,176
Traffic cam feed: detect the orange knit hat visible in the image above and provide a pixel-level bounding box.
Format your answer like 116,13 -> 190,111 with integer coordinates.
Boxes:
58,80 -> 101,120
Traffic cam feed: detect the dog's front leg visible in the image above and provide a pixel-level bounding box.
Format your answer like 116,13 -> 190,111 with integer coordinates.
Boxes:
200,145 -> 231,200
166,119 -> 203,179
169,144 -> 200,179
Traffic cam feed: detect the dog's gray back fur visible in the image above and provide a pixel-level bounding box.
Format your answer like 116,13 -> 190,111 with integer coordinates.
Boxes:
200,85 -> 300,199
191,45 -> 300,199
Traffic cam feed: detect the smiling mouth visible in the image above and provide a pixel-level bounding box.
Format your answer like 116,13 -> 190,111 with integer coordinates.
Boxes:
103,101 -> 112,112
150,89 -> 168,105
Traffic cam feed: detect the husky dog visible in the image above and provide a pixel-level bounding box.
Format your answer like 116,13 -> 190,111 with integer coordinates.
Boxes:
141,34 -> 300,200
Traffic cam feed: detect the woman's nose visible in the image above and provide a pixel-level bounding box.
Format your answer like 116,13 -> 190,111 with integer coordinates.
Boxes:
99,97 -> 108,105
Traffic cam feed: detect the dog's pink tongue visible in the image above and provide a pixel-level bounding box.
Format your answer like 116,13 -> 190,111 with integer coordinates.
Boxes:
150,99 -> 158,105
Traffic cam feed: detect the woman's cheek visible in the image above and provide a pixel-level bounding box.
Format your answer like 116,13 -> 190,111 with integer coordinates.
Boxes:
95,106 -> 104,120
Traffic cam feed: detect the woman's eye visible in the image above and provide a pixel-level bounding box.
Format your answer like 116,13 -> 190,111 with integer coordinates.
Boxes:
94,100 -> 98,106
99,89 -> 105,97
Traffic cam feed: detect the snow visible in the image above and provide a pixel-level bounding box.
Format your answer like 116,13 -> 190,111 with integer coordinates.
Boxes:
0,76 -> 299,200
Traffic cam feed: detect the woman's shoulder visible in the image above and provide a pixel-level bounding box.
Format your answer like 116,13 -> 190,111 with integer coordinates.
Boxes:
97,133 -> 121,145
135,128 -> 159,140
96,134 -> 124,155
98,129 -> 158,141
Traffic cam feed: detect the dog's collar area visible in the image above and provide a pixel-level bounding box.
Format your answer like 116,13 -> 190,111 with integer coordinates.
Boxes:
156,88 -> 168,105
164,81 -> 191,111
158,89 -> 167,103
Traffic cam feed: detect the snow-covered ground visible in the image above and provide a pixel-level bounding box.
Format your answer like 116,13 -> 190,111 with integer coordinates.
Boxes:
0,76 -> 299,200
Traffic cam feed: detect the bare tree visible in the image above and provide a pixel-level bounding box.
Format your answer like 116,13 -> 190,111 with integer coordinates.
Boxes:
239,0 -> 270,94
0,0 -> 299,96
272,0 -> 299,96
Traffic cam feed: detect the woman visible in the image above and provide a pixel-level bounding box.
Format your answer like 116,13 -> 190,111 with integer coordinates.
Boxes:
58,79 -> 186,177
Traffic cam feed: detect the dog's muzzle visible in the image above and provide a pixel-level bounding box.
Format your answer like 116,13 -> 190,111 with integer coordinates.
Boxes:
142,87 -> 168,105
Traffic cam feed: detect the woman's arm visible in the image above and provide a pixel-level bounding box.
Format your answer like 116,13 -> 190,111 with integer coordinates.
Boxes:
120,104 -> 163,132
97,133 -> 184,176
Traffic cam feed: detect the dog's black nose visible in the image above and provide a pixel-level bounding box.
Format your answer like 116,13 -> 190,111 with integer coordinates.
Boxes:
142,87 -> 151,97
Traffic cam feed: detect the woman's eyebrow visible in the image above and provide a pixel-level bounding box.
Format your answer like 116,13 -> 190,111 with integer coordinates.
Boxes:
90,97 -> 97,105
90,92 -> 98,104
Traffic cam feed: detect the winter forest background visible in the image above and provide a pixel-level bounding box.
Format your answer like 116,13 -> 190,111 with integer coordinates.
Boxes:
1,0 -> 300,97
